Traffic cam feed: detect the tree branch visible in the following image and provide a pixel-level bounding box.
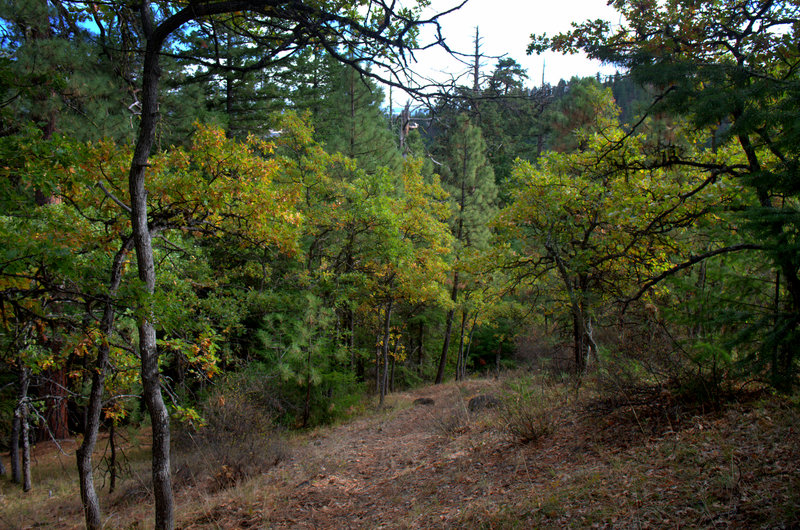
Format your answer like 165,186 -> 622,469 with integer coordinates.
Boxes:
622,243 -> 765,312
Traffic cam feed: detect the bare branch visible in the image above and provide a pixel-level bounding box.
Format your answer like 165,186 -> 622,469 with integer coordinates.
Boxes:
96,181 -> 132,213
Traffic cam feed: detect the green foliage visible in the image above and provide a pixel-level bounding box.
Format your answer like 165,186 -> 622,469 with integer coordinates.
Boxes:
497,87 -> 745,373
438,114 -> 497,253
310,60 -> 402,173
530,0 -> 800,389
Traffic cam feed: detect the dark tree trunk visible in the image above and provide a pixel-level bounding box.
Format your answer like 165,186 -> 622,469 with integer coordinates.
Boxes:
417,321 -> 425,373
10,411 -> 21,484
455,310 -> 468,381
347,308 -> 356,371
76,238 -> 132,529
389,353 -> 396,393
302,348 -> 312,428
375,337 -> 381,396
436,307 -> 455,384
437,172 -> 466,385
109,422 -> 117,493
435,271 -> 460,384
463,313 -> 478,378
39,367 -> 70,441
572,312 -> 586,375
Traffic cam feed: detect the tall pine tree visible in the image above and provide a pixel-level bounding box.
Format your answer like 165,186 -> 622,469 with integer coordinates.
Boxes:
434,114 -> 497,383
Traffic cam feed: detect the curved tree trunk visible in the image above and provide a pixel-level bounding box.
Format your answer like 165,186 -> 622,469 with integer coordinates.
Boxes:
127,6 -> 173,527
77,238 -> 132,529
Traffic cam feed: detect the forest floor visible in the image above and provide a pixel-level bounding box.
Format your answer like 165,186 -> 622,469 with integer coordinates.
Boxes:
1,375 -> 799,528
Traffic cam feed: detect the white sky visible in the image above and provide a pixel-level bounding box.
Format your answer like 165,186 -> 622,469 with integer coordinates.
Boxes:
390,0 -> 624,106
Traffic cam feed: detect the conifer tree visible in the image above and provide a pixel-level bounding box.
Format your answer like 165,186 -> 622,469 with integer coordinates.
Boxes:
312,59 -> 403,173
434,114 -> 497,383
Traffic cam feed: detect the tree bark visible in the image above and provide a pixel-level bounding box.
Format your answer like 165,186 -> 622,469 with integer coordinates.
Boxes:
10,409 -> 20,483
39,368 -> 69,441
463,312 -> 478,378
128,5 -> 173,526
302,347 -> 312,428
379,301 -> 393,407
109,422 -> 117,494
417,321 -> 425,373
455,310 -> 468,381
435,271 -> 459,384
76,238 -> 132,529
17,367 -> 32,492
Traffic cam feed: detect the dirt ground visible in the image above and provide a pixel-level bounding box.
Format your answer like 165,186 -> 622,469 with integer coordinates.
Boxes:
181,378 -> 508,528
3,376 -> 799,528
178,377 -> 800,529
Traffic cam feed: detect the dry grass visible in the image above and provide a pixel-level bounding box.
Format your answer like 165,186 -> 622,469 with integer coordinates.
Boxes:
2,375 -> 799,528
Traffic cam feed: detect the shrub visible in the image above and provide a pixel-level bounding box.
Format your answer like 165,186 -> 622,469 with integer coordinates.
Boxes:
173,372 -> 287,492
499,377 -> 568,444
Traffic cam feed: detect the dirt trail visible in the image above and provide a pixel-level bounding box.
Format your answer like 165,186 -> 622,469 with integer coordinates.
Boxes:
182,378 -> 508,528
179,378 -> 800,529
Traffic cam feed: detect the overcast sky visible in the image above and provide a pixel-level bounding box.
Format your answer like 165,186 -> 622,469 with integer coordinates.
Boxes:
389,0 -> 623,107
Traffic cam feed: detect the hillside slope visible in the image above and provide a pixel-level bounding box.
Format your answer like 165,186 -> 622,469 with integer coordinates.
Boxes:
179,378 -> 799,529
2,376 -> 798,528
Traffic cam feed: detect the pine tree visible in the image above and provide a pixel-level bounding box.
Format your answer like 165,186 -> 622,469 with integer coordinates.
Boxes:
434,114 -> 497,383
311,59 -> 403,173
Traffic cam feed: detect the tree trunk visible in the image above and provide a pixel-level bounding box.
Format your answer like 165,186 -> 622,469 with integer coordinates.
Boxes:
76,238 -> 132,529
455,310 -> 468,381
437,168 -> 466,384
18,367 -> 32,492
347,308 -> 356,372
463,313 -> 478,378
109,422 -> 117,493
375,336 -> 381,396
417,321 -> 425,373
349,66 -> 356,159
39,367 -> 69,442
572,312 -> 586,375
389,353 -> 396,393
10,410 -> 21,484
435,271 -> 460,384
302,348 -> 312,428
128,6 -> 173,526
379,301 -> 393,407
778,259 -> 800,391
